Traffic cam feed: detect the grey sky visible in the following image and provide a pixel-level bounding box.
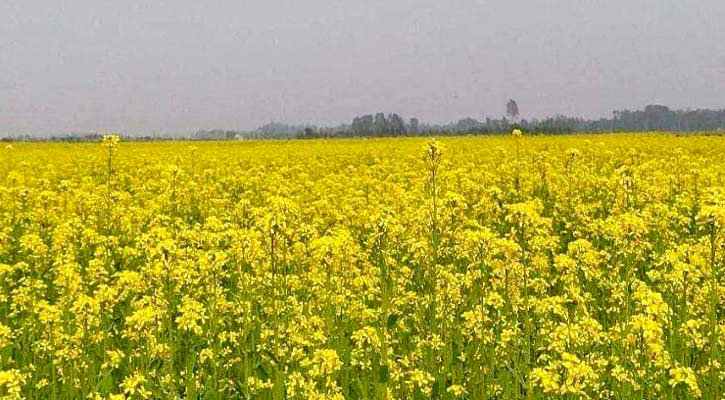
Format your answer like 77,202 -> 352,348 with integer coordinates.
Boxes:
1,0 -> 724,136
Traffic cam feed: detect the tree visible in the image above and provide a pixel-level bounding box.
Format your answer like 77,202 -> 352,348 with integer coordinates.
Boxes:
374,113 -> 389,136
388,113 -> 406,136
506,99 -> 520,121
352,114 -> 374,135
408,118 -> 419,135
455,118 -> 482,133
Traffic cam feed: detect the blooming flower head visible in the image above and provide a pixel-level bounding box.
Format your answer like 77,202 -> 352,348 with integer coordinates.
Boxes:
669,366 -> 701,397
101,133 -> 121,148
423,138 -> 444,170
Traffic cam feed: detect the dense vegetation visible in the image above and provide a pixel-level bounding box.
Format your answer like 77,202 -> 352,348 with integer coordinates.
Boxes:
0,134 -> 724,399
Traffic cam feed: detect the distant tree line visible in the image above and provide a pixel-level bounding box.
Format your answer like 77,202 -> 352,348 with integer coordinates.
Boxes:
3,104 -> 724,141
292,105 -> 725,139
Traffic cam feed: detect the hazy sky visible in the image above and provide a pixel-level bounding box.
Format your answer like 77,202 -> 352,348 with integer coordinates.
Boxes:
1,0 -> 724,136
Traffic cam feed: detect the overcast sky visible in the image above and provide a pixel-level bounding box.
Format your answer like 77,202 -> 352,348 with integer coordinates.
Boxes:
1,0 -> 724,136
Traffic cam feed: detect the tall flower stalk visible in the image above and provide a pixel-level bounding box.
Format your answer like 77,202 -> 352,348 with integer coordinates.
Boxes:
512,129 -> 523,198
101,134 -> 120,231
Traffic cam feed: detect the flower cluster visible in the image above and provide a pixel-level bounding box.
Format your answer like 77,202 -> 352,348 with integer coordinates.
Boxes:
0,134 -> 723,399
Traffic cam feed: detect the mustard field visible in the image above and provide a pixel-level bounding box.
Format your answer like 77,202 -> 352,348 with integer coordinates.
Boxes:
1,134 -> 724,399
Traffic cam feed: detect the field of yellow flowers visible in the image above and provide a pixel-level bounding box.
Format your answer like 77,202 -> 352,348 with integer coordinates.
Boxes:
1,134 -> 724,399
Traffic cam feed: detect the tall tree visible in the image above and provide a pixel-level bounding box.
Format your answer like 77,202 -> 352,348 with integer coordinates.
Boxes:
374,113 -> 388,136
408,118 -> 419,135
388,113 -> 406,136
506,99 -> 520,121
352,114 -> 374,135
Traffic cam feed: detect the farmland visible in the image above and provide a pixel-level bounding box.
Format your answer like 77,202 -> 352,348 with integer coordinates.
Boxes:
1,134 -> 724,399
